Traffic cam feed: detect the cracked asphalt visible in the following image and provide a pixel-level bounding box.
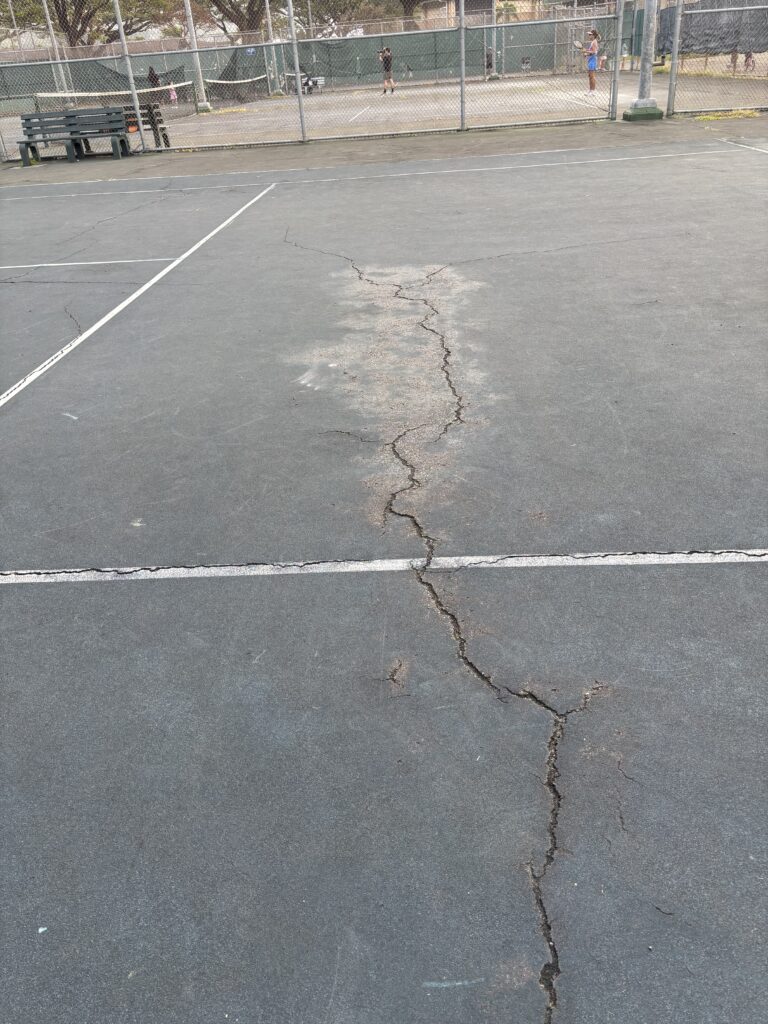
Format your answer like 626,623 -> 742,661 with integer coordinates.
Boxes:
1,118 -> 766,1023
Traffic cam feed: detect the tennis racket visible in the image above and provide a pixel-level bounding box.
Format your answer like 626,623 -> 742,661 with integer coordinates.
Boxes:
572,40 -> 584,50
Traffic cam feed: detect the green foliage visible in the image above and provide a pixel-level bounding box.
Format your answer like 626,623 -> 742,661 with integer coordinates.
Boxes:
0,0 -> 178,45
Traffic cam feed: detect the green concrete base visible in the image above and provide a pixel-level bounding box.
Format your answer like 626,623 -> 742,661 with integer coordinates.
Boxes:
623,105 -> 664,121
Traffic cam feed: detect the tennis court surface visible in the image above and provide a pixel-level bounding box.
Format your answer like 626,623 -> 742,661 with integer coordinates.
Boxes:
2,119 -> 767,1023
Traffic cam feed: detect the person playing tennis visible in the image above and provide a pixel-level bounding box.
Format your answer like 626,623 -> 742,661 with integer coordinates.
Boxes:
583,30 -> 600,96
379,48 -> 395,94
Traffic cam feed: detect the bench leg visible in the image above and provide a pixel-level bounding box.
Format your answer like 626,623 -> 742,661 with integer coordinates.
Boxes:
19,143 -> 32,167
64,140 -> 77,162
111,136 -> 124,159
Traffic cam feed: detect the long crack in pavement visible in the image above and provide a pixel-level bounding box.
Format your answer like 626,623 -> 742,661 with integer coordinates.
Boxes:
285,232 -> 605,1020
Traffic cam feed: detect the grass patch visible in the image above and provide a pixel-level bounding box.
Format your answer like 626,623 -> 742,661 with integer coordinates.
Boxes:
694,109 -> 761,120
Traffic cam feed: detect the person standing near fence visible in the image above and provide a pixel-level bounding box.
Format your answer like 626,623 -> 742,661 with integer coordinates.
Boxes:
583,30 -> 600,96
379,48 -> 395,94
148,66 -> 160,89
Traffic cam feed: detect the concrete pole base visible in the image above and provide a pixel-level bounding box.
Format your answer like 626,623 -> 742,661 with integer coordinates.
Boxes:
197,102 -> 212,113
623,97 -> 664,121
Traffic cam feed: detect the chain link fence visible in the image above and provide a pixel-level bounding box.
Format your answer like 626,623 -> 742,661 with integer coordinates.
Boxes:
0,1 -> 764,161
1,10 -> 630,159
661,0 -> 768,114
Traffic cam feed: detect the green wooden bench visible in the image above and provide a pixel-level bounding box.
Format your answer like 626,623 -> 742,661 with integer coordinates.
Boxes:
17,110 -> 78,165
18,107 -> 131,166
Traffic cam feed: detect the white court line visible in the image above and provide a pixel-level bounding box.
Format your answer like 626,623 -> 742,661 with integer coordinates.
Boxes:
0,258 -> 174,270
0,144 -> 636,191
0,148 -> 733,201
0,184 -> 277,411
718,138 -> 768,154
1,549 -> 765,584
349,106 -> 372,123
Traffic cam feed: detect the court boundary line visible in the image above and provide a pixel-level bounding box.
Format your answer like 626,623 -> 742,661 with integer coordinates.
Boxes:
0,147 -> 736,202
717,138 -> 768,154
0,143 -> 607,191
0,258 -> 175,270
0,183 -> 276,411
2,549 -> 765,584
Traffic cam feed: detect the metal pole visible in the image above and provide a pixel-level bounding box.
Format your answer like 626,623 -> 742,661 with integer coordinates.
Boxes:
181,0 -> 210,111
630,1 -> 639,71
7,0 -> 22,49
636,0 -> 658,100
264,0 -> 281,93
623,0 -> 662,118
307,0 -> 317,68
665,0 -> 684,116
40,0 -> 67,93
609,0 -> 626,119
111,0 -> 146,151
491,0 -> 497,76
286,0 -> 307,141
459,0 -> 466,129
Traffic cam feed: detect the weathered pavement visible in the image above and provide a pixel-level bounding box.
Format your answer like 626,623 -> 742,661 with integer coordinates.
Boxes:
2,118 -> 766,1022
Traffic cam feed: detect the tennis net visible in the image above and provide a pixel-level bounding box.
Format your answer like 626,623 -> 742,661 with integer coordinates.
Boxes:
203,76 -> 269,106
34,81 -> 196,120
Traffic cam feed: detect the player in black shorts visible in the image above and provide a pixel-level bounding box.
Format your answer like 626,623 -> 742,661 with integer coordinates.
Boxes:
379,48 -> 395,94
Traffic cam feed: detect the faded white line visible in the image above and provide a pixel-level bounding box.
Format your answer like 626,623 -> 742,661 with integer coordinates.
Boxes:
0,258 -> 174,270
2,549 -> 765,585
0,144 -> 645,191
423,979 -> 485,989
0,149 -> 733,201
292,148 -> 733,184
349,106 -> 372,123
718,138 -> 768,154
0,184 -> 276,411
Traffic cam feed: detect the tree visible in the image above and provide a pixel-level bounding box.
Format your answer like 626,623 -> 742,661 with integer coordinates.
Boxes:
0,0 -> 178,47
202,0 -> 267,37
196,0 -> 409,39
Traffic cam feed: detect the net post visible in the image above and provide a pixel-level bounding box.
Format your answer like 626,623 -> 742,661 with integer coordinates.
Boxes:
458,0 -> 467,129
111,0 -> 147,151
181,0 -> 211,112
666,1 -> 684,117
609,0 -> 626,120
286,0 -> 308,142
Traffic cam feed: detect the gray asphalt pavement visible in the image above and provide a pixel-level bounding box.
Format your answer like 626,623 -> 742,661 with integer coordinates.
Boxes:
1,119 -> 766,1023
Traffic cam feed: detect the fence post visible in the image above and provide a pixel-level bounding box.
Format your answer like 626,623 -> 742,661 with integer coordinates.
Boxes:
111,0 -> 146,151
490,0 -> 497,77
7,0 -> 22,49
286,0 -> 308,142
181,0 -> 210,112
623,0 -> 663,119
666,0 -> 684,117
609,0 -> 626,120
40,0 -> 68,93
264,0 -> 280,93
458,0 -> 466,129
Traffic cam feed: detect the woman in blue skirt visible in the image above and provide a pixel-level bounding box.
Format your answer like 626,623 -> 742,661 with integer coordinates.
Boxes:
584,29 -> 600,95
